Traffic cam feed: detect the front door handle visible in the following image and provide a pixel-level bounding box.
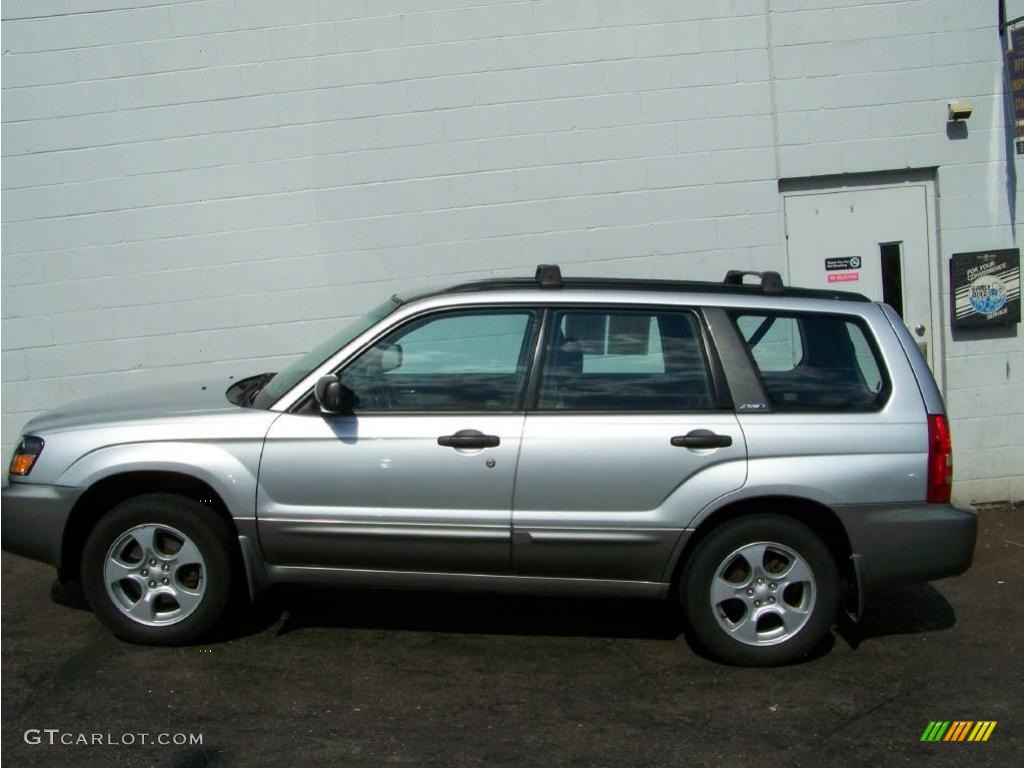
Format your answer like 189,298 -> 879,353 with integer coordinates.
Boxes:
438,430 -> 500,449
671,430 -> 733,449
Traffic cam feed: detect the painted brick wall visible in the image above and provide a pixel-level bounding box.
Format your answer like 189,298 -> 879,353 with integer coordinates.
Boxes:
1,0 -> 1021,501
767,0 -> 1024,502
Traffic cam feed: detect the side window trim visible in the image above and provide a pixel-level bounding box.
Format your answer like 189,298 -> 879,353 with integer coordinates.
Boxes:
703,307 -> 771,413
523,308 -> 551,411
697,309 -> 734,411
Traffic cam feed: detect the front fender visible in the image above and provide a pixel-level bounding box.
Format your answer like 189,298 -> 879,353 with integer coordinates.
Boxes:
57,441 -> 262,520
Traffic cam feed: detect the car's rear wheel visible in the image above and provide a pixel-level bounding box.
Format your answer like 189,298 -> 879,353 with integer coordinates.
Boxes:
80,494 -> 235,645
680,514 -> 840,666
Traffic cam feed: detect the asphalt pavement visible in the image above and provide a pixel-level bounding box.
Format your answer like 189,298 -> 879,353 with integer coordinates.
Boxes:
2,504 -> 1022,768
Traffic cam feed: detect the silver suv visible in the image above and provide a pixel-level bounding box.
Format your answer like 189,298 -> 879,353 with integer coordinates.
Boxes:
2,266 -> 976,665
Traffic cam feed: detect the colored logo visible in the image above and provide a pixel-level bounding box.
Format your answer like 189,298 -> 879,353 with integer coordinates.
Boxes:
920,721 -> 997,742
968,275 -> 1008,315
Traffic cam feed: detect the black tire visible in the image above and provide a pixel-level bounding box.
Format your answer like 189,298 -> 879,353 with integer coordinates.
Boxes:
680,514 -> 840,666
80,493 -> 236,645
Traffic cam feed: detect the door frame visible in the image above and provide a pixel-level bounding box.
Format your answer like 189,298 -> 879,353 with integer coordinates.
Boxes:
779,169 -> 946,395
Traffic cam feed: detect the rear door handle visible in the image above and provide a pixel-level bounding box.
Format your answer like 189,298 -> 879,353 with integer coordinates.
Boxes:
671,430 -> 733,449
438,429 -> 500,449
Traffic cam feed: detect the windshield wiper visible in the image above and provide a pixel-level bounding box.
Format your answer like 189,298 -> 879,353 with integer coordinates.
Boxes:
245,372 -> 277,405
227,372 -> 277,407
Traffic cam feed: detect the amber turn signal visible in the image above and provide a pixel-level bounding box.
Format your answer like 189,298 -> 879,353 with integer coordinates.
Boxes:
10,436 -> 44,476
10,454 -> 36,475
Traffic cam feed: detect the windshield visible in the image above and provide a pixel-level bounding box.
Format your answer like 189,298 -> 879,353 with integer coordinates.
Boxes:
251,297 -> 401,409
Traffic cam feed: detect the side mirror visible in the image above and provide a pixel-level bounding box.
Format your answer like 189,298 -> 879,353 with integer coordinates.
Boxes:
379,342 -> 403,373
314,374 -> 356,414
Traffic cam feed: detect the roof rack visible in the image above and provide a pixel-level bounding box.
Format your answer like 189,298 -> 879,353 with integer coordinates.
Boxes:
533,265 -> 790,296
723,270 -> 784,295
402,265 -> 869,303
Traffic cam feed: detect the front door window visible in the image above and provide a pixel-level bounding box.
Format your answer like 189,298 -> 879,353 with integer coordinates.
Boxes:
341,310 -> 538,412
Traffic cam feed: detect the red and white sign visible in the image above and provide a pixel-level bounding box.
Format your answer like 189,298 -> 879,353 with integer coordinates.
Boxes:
827,271 -> 860,283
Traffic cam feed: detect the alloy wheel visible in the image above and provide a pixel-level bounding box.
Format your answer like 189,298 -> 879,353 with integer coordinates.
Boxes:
103,523 -> 206,627
709,541 -> 816,647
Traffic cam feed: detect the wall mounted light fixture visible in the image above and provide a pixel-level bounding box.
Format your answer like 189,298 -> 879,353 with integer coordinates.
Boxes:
948,101 -> 974,121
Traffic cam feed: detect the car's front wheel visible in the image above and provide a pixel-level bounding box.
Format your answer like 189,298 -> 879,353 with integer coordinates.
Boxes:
680,514 -> 840,666
80,494 -> 235,645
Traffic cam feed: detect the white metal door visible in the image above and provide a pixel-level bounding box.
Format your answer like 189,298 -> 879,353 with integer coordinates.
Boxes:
784,185 -> 936,369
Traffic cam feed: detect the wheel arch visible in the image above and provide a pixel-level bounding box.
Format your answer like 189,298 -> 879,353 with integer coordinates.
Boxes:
60,470 -> 240,583
666,495 -> 854,602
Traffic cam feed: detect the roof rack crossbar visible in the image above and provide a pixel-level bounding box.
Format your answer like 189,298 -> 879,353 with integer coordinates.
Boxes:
724,270 -> 784,295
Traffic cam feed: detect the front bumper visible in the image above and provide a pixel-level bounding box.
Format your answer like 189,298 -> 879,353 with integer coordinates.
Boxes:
1,481 -> 82,569
836,502 -> 977,602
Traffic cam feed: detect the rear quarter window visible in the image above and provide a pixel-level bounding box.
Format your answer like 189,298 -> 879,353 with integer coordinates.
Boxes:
730,311 -> 890,411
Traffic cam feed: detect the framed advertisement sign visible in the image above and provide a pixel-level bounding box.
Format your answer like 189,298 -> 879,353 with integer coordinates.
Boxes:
950,249 -> 1021,328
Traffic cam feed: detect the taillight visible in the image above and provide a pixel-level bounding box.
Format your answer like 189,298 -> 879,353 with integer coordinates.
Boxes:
926,414 -> 952,503
10,435 -> 44,477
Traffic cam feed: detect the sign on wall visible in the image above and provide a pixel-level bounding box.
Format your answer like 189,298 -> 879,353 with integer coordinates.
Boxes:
950,249 -> 1021,328
824,256 -> 861,283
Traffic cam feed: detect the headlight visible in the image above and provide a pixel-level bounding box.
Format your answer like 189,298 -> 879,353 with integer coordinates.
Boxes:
10,436 -> 44,477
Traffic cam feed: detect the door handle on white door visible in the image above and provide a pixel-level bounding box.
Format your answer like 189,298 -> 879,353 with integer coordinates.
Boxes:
914,324 -> 926,337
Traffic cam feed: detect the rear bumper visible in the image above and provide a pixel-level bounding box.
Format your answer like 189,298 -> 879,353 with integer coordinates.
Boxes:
1,481 -> 82,569
836,502 -> 977,598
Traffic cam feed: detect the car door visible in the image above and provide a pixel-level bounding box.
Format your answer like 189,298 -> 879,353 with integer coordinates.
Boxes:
512,306 -> 747,582
257,307 -> 539,574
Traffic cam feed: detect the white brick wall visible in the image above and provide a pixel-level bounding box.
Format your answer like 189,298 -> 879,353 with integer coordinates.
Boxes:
771,0 -> 1023,502
2,0 -> 1022,501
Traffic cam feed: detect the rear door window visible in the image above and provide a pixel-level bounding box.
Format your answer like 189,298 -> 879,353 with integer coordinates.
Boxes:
536,309 -> 714,411
731,311 -> 889,411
